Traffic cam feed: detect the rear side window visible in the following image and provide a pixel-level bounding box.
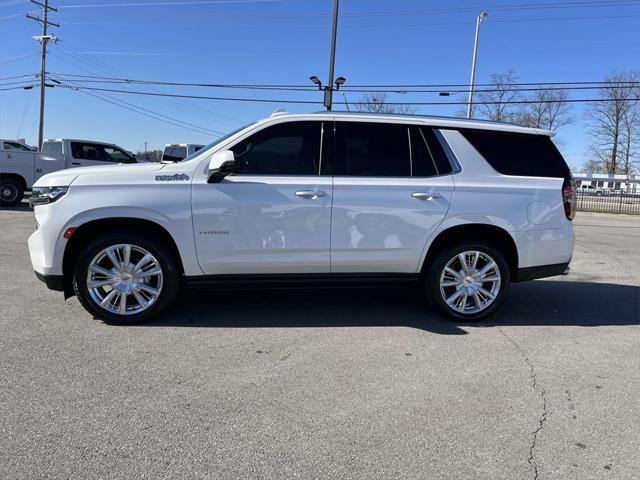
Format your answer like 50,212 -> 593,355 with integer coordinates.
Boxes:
333,122 -> 411,177
163,146 -> 188,162
460,129 -> 570,178
410,127 -> 454,176
42,142 -> 62,154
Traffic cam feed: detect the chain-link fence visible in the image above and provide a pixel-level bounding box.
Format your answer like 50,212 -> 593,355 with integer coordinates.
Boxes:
576,191 -> 640,215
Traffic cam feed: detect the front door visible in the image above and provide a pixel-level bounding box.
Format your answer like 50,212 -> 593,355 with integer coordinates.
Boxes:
192,120 -> 332,275
330,121 -> 454,273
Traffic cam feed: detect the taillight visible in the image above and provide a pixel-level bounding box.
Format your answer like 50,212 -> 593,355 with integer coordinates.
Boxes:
562,178 -> 576,220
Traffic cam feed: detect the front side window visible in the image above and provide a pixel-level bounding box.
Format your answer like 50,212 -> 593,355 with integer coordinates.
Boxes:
3,141 -> 31,151
231,121 -> 322,175
333,122 -> 411,177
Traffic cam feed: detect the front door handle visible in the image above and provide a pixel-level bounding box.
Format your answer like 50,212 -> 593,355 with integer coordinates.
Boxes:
295,190 -> 327,199
412,192 -> 442,200
71,162 -> 81,166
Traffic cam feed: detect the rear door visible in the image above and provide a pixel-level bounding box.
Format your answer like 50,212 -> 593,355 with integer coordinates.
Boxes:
191,120 -> 332,274
330,121 -> 454,273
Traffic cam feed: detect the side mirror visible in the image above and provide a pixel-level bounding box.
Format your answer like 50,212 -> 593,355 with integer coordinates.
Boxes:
208,150 -> 236,183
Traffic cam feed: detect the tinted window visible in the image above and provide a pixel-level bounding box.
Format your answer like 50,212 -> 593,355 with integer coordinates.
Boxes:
70,142 -> 128,162
231,121 -> 322,175
460,129 -> 570,179
104,146 -> 134,163
71,142 -> 101,161
410,127 -> 440,177
423,128 -> 453,175
163,146 -> 188,162
334,122 -> 410,177
42,142 -> 63,154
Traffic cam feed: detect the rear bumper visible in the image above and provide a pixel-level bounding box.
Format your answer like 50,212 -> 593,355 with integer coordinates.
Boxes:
514,262 -> 570,282
34,271 -> 65,291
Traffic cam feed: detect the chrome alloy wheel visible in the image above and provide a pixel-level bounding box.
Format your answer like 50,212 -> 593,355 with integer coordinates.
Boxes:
439,250 -> 501,315
86,244 -> 163,316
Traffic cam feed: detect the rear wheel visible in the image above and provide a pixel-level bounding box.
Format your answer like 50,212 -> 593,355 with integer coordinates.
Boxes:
0,178 -> 24,207
73,232 -> 179,324
425,242 -> 510,321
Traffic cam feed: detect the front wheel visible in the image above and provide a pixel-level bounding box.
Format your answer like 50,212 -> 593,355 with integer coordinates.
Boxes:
425,242 -> 510,321
0,178 -> 24,207
73,232 -> 179,324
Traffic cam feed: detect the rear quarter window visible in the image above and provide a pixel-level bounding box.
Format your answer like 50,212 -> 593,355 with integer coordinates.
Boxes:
459,129 -> 570,179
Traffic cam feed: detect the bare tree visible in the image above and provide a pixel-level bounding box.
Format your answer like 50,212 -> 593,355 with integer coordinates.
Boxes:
474,70 -> 521,122
354,92 -> 416,114
581,158 -> 606,173
587,70 -> 640,174
516,89 -> 573,132
619,105 -> 640,175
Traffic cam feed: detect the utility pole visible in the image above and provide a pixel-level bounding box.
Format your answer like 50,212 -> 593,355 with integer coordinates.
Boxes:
27,0 -> 59,150
325,0 -> 339,110
466,10 -> 488,119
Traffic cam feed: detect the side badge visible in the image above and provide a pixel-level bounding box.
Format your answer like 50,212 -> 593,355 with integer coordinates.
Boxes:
155,173 -> 190,182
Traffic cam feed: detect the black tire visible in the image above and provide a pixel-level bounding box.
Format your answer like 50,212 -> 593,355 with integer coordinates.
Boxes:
0,178 -> 24,207
425,241 -> 510,321
72,231 -> 180,324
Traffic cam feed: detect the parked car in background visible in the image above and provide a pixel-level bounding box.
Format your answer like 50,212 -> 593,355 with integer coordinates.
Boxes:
0,139 -> 137,207
577,184 -> 604,196
161,144 -> 205,162
28,111 -> 575,324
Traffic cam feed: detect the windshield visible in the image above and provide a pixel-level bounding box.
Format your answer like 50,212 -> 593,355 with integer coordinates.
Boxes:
180,123 -> 256,162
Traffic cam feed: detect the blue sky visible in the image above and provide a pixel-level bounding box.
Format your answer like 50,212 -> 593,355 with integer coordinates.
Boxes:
1,0 -> 639,168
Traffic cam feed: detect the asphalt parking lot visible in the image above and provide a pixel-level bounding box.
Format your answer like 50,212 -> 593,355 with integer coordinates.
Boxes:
1,205 -> 638,480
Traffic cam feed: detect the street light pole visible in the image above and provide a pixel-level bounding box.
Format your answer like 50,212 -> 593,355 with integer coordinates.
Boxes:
325,0 -> 339,110
466,10 -> 488,119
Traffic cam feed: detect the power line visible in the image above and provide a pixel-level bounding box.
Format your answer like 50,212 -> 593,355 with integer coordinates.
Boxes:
55,0 -> 282,8
47,75 -> 640,95
49,42 -> 244,125
59,79 -> 224,136
53,82 -> 640,105
46,72 -> 640,89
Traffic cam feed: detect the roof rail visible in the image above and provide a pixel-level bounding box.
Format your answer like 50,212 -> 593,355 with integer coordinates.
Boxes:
270,108 -> 289,117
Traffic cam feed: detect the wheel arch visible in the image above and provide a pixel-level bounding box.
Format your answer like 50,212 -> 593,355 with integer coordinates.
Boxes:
0,173 -> 27,190
61,217 -> 185,297
421,223 -> 519,279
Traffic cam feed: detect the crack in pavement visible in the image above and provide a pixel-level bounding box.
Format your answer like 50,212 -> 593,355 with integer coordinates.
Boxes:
499,328 -> 548,480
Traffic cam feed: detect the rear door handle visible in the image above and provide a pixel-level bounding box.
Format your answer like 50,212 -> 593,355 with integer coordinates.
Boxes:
412,192 -> 442,200
71,162 -> 81,166
295,190 -> 327,199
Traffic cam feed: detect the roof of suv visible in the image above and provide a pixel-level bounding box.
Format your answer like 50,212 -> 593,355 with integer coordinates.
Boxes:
269,111 -> 552,136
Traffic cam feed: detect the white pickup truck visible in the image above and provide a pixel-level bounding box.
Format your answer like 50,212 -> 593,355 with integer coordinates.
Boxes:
161,144 -> 205,162
1,138 -> 137,206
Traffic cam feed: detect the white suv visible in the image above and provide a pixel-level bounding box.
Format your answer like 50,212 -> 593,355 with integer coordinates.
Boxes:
28,112 -> 576,324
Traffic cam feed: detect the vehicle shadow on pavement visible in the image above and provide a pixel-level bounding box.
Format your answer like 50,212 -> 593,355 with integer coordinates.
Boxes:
0,202 -> 31,212
142,280 -> 640,335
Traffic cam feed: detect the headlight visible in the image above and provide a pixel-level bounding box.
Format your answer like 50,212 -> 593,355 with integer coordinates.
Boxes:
29,186 -> 68,207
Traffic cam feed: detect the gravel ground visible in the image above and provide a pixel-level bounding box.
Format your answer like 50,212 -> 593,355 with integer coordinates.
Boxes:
1,206 -> 638,480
